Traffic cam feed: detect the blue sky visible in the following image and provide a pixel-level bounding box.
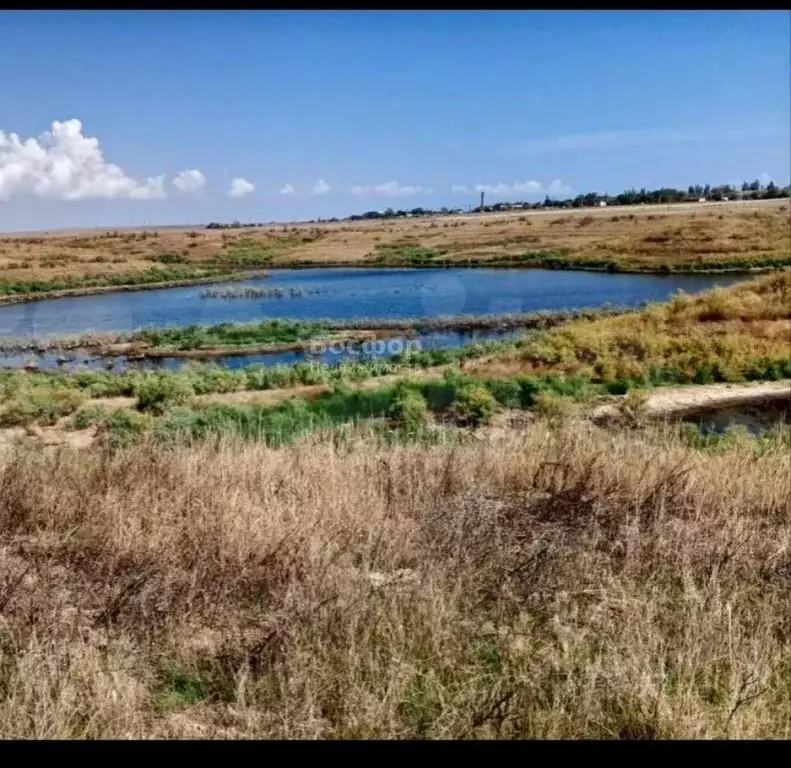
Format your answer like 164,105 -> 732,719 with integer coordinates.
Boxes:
1,10 -> 789,231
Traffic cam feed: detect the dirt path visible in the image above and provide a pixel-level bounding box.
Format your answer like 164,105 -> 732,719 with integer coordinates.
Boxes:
592,380 -> 791,424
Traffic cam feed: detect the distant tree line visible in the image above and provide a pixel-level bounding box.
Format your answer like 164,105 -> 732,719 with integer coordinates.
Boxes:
205,221 -> 267,230
204,179 -> 789,229
347,180 -> 789,220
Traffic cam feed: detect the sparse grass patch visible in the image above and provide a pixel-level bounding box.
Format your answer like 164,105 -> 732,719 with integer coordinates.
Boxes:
365,242 -> 446,265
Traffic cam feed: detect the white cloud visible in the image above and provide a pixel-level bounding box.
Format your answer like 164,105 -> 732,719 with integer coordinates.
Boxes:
451,185 -> 469,194
0,118 -> 166,202
471,179 -> 570,198
350,180 -> 432,198
228,177 -> 255,198
172,169 -> 206,195
312,178 -> 330,195
278,183 -> 295,195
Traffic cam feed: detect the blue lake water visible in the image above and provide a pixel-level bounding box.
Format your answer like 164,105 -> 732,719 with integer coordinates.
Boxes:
0,267 -> 748,341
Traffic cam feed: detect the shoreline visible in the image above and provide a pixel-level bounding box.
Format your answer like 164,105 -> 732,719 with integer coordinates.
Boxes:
271,258 -> 790,274
0,269 -> 272,306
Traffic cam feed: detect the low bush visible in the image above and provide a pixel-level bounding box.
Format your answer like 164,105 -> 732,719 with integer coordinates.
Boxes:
453,386 -> 499,427
134,374 -> 195,415
389,387 -> 430,434
0,387 -> 86,427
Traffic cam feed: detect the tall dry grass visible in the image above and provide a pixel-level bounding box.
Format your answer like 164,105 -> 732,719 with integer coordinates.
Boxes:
0,420 -> 789,738
468,270 -> 791,384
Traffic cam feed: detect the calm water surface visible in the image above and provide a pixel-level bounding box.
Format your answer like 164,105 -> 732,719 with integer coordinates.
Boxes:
0,267 -> 747,341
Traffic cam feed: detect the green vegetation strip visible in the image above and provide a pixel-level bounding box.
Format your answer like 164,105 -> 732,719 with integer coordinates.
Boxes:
61,363 -> 791,451
137,319 -> 331,350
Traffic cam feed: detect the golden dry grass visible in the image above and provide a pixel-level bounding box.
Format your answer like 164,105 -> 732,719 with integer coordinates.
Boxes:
0,419 -> 789,738
1,199 -> 788,283
465,270 -> 791,382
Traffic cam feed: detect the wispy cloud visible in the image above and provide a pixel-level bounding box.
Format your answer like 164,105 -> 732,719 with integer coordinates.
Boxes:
277,183 -> 295,195
312,178 -> 330,195
451,185 -> 469,195
350,180 -> 432,198
173,169 -> 207,195
0,118 -> 166,202
508,126 -> 788,156
458,179 -> 572,198
228,177 -> 255,198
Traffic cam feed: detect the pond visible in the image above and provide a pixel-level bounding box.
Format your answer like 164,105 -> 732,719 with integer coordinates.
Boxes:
0,267 -> 748,341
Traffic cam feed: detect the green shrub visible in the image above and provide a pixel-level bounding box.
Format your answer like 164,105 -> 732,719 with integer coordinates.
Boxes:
105,409 -> 153,447
454,386 -> 498,427
532,391 -> 574,422
0,387 -> 86,427
389,388 -> 430,434
70,405 -> 112,430
134,374 -> 194,414
482,377 -> 522,408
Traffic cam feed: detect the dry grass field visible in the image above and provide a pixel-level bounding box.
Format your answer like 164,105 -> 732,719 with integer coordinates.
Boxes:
0,419 -> 789,738
0,200 -> 788,291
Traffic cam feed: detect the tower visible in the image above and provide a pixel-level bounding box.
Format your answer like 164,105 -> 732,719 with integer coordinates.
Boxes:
479,191 -> 485,212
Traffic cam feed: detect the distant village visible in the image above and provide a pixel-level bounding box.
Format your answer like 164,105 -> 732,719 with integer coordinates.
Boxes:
205,179 -> 790,229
